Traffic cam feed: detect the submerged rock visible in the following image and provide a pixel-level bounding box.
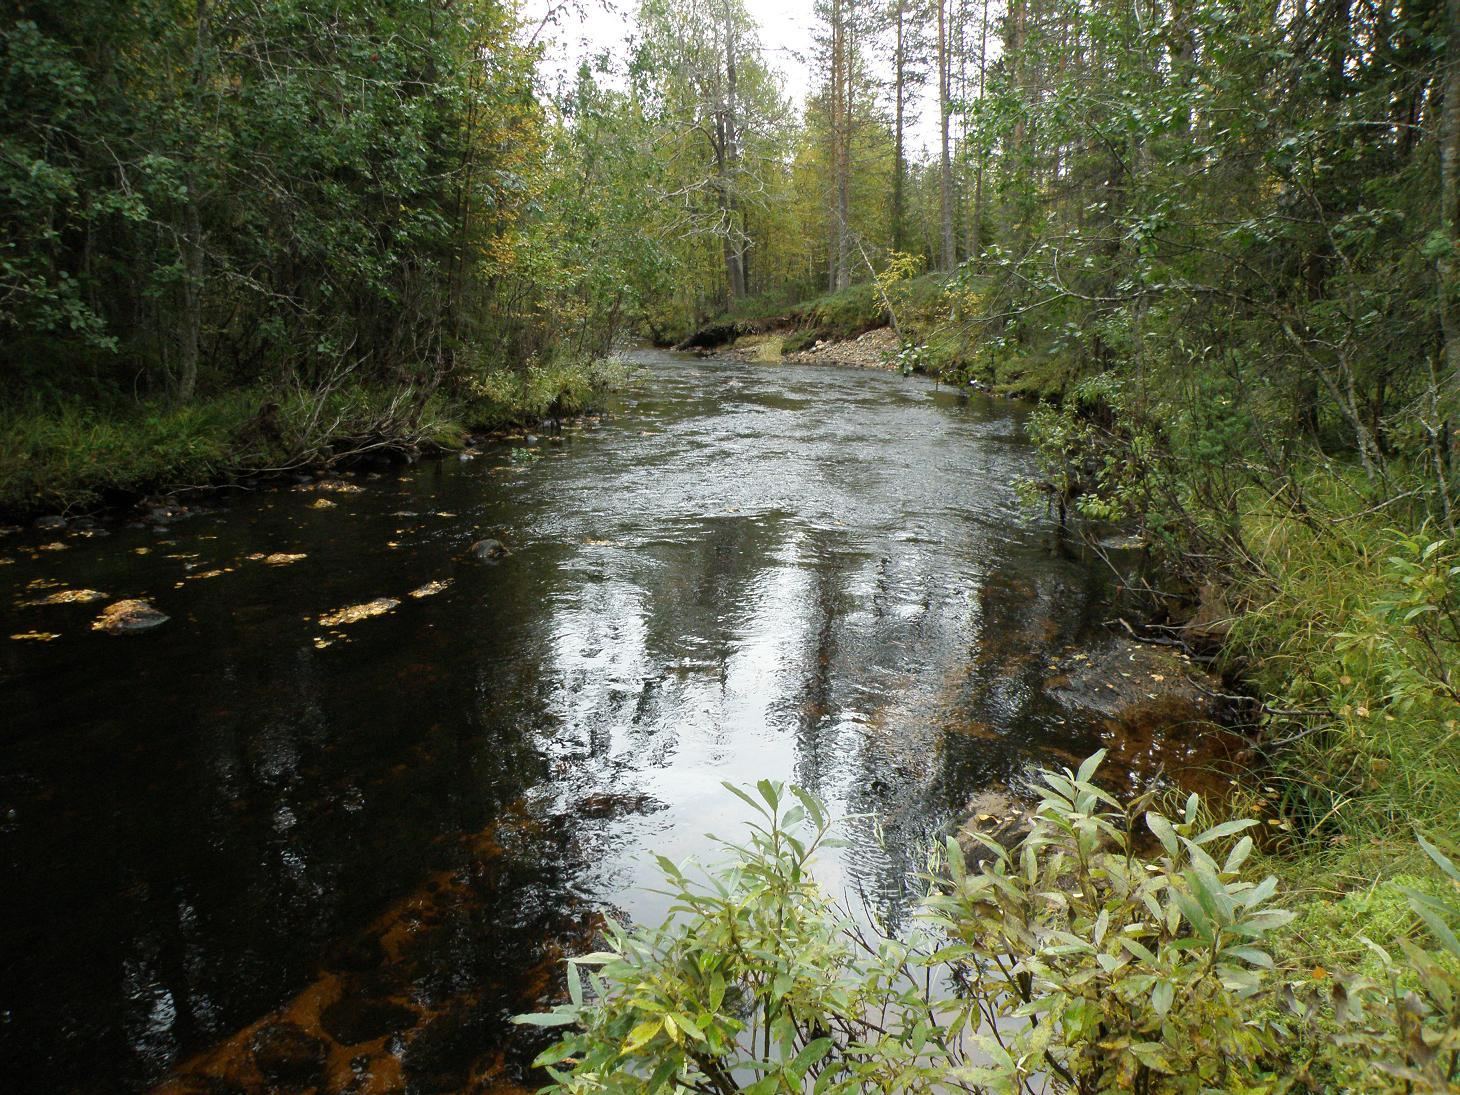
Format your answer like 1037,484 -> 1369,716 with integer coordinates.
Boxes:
955,787 -> 1034,868
24,588 -> 107,606
320,996 -> 419,1046
318,598 -> 399,628
248,1022 -> 326,1088
92,599 -> 169,634
1044,638 -> 1217,723
467,538 -> 510,561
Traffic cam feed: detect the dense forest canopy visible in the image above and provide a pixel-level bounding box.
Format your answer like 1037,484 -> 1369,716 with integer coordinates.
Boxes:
4,0 -> 1456,512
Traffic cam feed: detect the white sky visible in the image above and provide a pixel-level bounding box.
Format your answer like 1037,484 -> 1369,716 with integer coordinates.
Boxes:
521,0 -> 941,151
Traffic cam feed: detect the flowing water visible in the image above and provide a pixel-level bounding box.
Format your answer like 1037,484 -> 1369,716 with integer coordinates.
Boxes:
1,351 -> 1214,1093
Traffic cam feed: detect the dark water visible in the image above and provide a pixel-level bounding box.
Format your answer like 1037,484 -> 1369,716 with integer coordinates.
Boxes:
3,351 -> 1135,1092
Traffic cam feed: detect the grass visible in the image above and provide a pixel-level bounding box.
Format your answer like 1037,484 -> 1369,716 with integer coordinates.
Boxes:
1187,467 -> 1460,1032
0,356 -> 622,516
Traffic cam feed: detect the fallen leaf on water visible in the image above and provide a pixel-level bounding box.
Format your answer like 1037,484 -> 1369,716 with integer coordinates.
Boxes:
24,588 -> 107,606
409,579 -> 452,599
261,553 -> 306,566
10,631 -> 59,642
310,498 -> 336,510
38,542 -> 68,552
313,637 -> 333,650
186,568 -> 230,581
134,547 -> 150,555
318,598 -> 399,627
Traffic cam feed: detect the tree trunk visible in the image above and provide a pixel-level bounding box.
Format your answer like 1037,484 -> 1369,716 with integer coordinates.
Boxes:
177,0 -> 211,404
1438,0 -> 1460,457
968,0 -> 989,262
722,1 -> 746,302
936,0 -> 955,272
892,0 -> 906,253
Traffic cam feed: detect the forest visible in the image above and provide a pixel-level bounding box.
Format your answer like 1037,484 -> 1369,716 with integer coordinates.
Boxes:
3,0 -> 1460,1089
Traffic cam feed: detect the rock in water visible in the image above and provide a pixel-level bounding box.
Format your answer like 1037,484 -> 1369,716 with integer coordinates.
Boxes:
92,599 -> 168,634
319,997 -> 419,1045
468,538 -> 509,561
249,1022 -> 326,1087
317,598 -> 399,627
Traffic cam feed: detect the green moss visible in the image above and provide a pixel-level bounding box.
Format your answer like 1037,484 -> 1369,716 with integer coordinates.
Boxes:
0,356 -> 621,517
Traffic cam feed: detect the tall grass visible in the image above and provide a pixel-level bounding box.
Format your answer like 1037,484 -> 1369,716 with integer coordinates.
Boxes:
0,356 -> 621,515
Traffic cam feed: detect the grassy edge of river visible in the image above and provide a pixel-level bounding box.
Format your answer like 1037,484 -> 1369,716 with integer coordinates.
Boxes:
0,356 -> 628,521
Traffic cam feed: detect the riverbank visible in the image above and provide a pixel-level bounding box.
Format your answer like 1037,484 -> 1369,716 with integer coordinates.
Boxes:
0,358 -> 627,521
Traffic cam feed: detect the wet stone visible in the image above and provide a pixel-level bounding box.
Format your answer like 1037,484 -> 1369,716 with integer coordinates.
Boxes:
323,933 -> 386,973
249,1021 -> 326,1088
320,996 -> 420,1046
467,538 -> 509,561
92,598 -> 168,634
401,1000 -> 498,1093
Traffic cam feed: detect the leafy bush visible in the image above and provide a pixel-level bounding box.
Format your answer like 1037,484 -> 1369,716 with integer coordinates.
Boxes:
520,755 -> 1460,1093
520,755 -> 1299,1093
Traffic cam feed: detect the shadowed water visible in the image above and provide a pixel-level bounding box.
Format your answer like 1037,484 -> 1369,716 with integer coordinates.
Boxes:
3,351 -> 1140,1092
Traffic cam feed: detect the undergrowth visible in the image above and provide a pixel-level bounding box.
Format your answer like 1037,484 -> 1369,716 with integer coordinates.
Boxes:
0,355 -> 622,515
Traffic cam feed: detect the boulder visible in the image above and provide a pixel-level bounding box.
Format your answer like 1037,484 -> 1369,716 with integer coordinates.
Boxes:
467,538 -> 510,561
248,1022 -> 326,1088
320,996 -> 419,1046
954,787 -> 1034,869
1182,580 -> 1235,643
92,599 -> 169,634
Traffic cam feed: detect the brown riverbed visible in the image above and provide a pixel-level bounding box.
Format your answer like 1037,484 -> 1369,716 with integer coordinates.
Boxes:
0,349 -> 1240,1093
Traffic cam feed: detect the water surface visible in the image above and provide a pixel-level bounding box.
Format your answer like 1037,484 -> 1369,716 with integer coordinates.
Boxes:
4,351 -> 1133,1092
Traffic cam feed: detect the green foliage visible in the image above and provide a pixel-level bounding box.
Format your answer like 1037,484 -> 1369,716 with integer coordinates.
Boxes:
930,754 -> 1294,1093
520,755 -> 1319,1093
1311,827 -> 1460,1092
789,282 -> 887,341
522,758 -> 1460,1092
0,354 -> 620,512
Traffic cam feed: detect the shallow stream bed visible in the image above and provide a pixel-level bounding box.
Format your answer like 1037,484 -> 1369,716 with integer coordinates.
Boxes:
1,350 -> 1227,1092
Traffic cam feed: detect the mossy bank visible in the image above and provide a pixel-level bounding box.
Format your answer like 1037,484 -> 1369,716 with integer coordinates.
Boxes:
0,357 -> 628,520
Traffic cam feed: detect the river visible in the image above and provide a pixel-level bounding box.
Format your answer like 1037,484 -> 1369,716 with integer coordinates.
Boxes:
2,350 -> 1197,1092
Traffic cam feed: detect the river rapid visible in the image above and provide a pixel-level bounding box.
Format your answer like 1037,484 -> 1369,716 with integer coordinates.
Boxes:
2,350 -> 1208,1092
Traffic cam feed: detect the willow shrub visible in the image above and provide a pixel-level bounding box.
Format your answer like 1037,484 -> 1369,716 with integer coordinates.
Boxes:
520,756 -> 1294,1092
519,755 -> 1460,1092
